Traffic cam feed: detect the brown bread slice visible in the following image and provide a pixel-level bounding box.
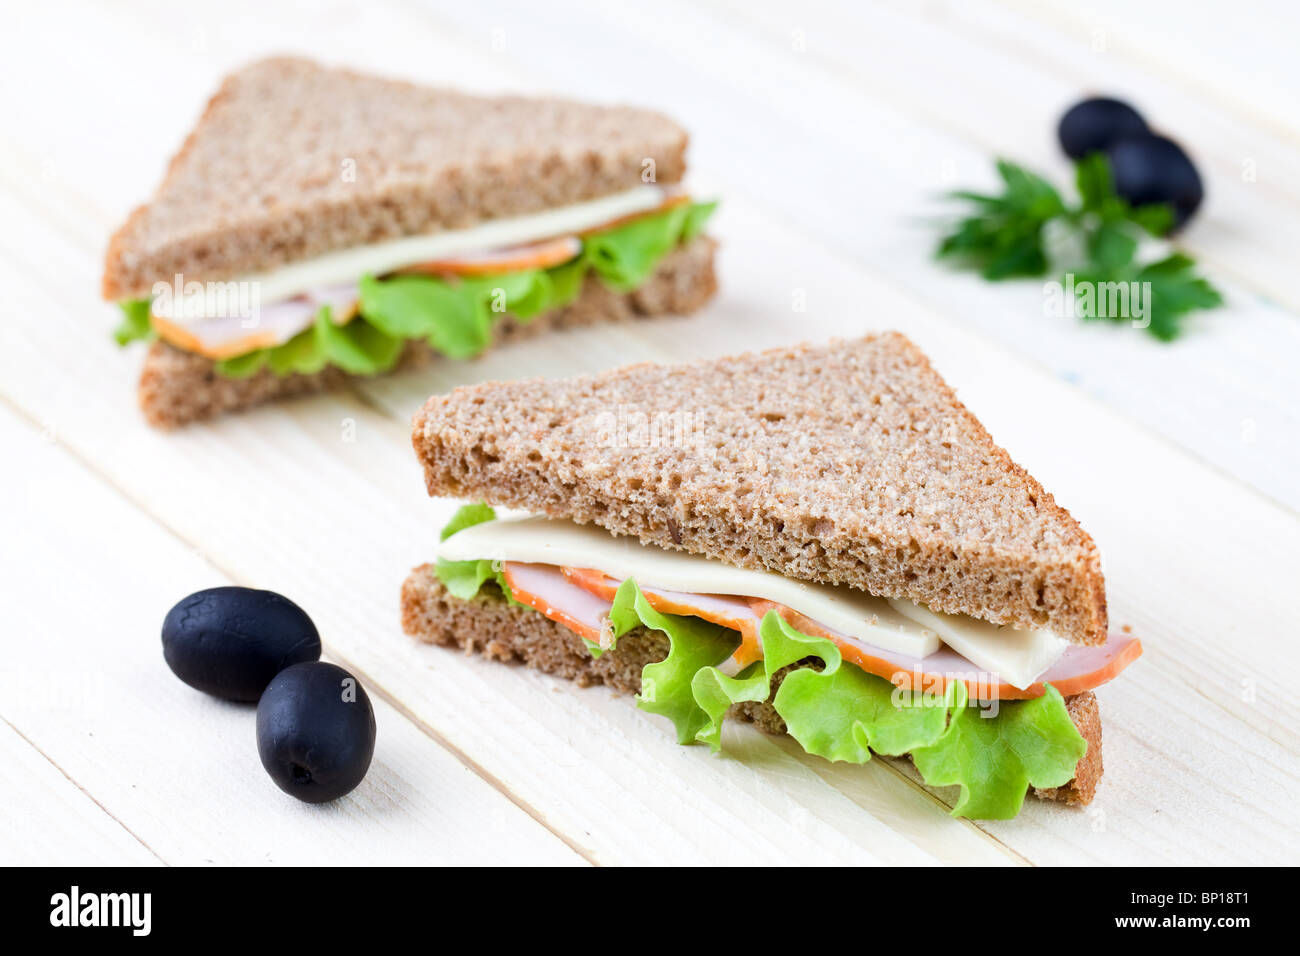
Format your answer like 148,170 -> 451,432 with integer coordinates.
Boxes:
137,237 -> 716,427
103,56 -> 690,299
412,333 -> 1108,645
400,567 -> 1102,806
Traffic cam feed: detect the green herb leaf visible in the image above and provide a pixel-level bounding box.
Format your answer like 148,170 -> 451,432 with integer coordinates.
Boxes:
1137,253 -> 1226,341
1087,220 -> 1139,271
936,160 -> 1064,280
1075,153 -> 1174,237
937,156 -> 1221,340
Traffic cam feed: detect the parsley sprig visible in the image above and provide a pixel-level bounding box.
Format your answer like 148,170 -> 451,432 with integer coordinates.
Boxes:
936,156 -> 1223,341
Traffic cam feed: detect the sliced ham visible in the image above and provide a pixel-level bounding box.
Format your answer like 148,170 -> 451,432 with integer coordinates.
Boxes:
152,283 -> 361,360
509,563 -> 1142,702
503,562 -> 613,647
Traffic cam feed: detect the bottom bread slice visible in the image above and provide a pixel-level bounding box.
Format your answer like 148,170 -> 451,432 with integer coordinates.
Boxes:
137,236 -> 718,428
400,564 -> 1103,807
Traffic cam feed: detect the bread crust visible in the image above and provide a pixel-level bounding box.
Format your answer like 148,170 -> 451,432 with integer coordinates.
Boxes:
400,566 -> 1102,806
136,237 -> 716,428
411,332 -> 1108,645
103,57 -> 690,299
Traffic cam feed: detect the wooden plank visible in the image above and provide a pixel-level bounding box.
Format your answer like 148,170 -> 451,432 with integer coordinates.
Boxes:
0,401 -> 585,865
0,720 -> 161,866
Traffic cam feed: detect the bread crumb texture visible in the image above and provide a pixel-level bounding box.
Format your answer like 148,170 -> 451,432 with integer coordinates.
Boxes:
413,332 -> 1107,645
104,56 -> 690,299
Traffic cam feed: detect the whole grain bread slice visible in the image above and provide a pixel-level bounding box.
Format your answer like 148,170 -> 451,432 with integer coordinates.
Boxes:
103,56 -> 690,300
412,333 -> 1108,645
138,237 -> 716,427
400,567 -> 1103,806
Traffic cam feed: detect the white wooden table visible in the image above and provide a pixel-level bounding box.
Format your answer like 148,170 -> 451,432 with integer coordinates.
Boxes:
2,0 -> 1297,866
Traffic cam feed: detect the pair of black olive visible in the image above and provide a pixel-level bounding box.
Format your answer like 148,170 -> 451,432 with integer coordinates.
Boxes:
1058,97 -> 1204,230
162,587 -> 375,803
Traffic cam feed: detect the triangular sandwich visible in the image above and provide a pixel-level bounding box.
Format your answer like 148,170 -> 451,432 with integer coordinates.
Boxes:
104,57 -> 717,426
402,333 -> 1141,819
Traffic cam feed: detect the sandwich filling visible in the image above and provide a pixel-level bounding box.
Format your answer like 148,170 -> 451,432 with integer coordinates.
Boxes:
432,505 -> 1141,818
113,185 -> 715,377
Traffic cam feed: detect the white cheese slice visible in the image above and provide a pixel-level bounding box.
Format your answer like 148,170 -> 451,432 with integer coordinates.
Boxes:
153,185 -> 675,323
887,599 -> 1068,690
437,516 -> 940,660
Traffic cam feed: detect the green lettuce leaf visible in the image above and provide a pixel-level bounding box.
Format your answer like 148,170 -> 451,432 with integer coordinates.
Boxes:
439,503 -> 497,540
682,199 -> 719,242
595,589 -> 1086,819
692,611 -> 954,761
114,299 -> 155,346
214,349 -> 271,378
314,305 -> 409,374
607,579 -> 739,743
124,200 -> 717,378
431,504 -> 524,606
691,661 -> 768,751
911,683 -> 1087,819
584,201 -> 696,292
357,266 -> 568,362
766,614 -> 957,761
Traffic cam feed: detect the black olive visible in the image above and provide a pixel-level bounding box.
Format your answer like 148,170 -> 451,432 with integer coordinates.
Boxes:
256,662 -> 376,803
161,587 -> 321,702
1106,134 -> 1204,230
1058,96 -> 1149,159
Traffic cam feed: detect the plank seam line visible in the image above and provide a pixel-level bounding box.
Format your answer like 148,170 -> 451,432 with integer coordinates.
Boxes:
1,714 -> 167,865
872,755 -> 1033,864
766,730 -> 1033,863
318,647 -> 599,865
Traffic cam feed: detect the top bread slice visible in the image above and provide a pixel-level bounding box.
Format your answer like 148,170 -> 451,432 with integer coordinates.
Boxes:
411,333 -> 1108,646
103,57 -> 689,300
